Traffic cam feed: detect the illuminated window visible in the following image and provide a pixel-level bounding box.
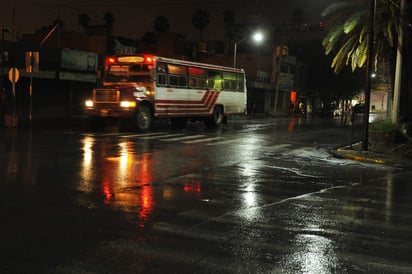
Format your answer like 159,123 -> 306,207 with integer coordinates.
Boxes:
207,70 -> 222,90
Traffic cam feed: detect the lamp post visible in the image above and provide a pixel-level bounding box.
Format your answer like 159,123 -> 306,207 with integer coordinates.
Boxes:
233,31 -> 264,68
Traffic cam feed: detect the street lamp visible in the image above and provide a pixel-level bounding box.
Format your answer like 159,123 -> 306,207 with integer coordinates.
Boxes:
233,31 -> 264,68
1,26 -> 11,94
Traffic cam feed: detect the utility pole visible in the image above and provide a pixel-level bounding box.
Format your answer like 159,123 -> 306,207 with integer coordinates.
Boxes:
1,26 -> 11,94
362,0 -> 376,151
274,42 -> 284,115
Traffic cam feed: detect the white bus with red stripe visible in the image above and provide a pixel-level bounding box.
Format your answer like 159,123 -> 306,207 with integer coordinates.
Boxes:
84,54 -> 247,131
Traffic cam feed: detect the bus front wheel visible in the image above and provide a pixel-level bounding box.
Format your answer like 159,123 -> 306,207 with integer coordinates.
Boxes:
135,106 -> 152,132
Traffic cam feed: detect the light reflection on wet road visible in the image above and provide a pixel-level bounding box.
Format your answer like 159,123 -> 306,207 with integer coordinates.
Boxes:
1,116 -> 412,273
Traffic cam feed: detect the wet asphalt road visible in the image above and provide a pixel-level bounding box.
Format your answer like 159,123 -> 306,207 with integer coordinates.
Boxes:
1,116 -> 412,273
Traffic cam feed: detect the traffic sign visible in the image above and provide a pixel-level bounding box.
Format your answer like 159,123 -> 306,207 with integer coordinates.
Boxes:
8,67 -> 19,83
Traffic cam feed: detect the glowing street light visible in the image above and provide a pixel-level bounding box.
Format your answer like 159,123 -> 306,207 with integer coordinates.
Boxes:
233,31 -> 264,68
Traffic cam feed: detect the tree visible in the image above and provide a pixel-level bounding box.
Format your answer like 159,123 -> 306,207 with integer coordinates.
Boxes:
103,12 -> 115,34
153,16 -> 170,34
192,9 -> 210,41
223,9 -> 236,56
223,9 -> 235,34
292,8 -> 305,30
141,32 -> 157,53
78,13 -> 90,29
321,0 -> 399,74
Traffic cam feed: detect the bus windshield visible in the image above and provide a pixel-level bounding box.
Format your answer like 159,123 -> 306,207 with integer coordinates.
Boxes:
105,64 -> 152,83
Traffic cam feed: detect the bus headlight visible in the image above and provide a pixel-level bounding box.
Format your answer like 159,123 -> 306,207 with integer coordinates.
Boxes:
85,100 -> 94,107
120,101 -> 136,108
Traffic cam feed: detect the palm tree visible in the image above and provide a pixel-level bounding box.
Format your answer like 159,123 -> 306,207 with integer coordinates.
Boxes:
192,9 -> 210,41
292,8 -> 305,30
153,16 -> 170,34
223,9 -> 235,36
223,9 -> 236,56
141,32 -> 157,53
322,0 -> 399,74
78,13 -> 90,30
103,12 -> 115,34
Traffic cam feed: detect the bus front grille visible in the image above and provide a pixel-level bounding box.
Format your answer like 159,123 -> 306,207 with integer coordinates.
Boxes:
94,89 -> 119,103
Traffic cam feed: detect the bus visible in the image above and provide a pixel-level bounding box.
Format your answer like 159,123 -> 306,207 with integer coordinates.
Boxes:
84,54 -> 247,131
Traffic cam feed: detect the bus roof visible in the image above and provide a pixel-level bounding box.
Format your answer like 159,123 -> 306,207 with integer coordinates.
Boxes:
107,54 -> 245,74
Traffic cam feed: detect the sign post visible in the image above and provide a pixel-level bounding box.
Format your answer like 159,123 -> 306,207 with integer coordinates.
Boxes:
26,51 -> 39,126
8,67 -> 19,127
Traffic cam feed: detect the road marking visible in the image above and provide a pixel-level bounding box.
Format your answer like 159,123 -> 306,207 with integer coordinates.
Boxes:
83,132 -> 120,137
161,134 -> 206,141
144,133 -> 186,140
267,144 -> 292,150
120,132 -> 168,138
84,131 -> 231,145
207,138 -> 240,146
184,136 -> 223,144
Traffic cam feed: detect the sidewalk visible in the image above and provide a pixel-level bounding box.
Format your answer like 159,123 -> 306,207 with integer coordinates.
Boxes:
332,139 -> 412,168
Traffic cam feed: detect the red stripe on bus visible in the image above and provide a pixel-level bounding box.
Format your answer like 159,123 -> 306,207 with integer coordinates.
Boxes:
155,90 -> 219,109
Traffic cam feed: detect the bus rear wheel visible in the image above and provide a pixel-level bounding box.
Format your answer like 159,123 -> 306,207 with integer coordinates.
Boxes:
135,106 -> 152,132
205,106 -> 224,128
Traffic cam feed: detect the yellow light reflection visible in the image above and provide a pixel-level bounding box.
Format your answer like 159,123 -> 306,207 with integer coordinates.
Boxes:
80,136 -> 156,224
80,136 -> 95,192
117,141 -> 134,185
82,136 -> 94,167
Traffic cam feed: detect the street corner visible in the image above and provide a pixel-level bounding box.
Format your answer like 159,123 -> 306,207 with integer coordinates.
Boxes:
332,143 -> 412,168
329,143 -> 387,165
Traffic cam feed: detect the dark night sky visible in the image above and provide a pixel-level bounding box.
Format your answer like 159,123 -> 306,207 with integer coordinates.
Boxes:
1,0 -> 333,40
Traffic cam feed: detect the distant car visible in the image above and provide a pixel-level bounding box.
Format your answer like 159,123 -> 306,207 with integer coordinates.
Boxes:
353,103 -> 365,114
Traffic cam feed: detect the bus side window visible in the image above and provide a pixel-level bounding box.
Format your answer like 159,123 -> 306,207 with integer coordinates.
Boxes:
168,64 -> 187,87
207,79 -> 214,89
179,75 -> 187,87
169,75 -> 187,87
223,72 -> 239,91
189,77 -> 196,88
156,63 -> 168,86
198,78 -> 206,88
157,63 -> 167,73
207,70 -> 222,91
189,77 -> 206,89
169,75 -> 179,86
157,74 -> 167,86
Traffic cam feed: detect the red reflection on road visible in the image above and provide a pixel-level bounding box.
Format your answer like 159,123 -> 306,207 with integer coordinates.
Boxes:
288,117 -> 297,133
103,179 -> 114,204
184,179 -> 201,193
80,137 -> 155,222
137,153 -> 154,221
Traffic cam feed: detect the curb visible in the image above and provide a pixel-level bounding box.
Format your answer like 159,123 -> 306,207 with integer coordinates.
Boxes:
334,144 -> 388,165
341,153 -> 385,165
